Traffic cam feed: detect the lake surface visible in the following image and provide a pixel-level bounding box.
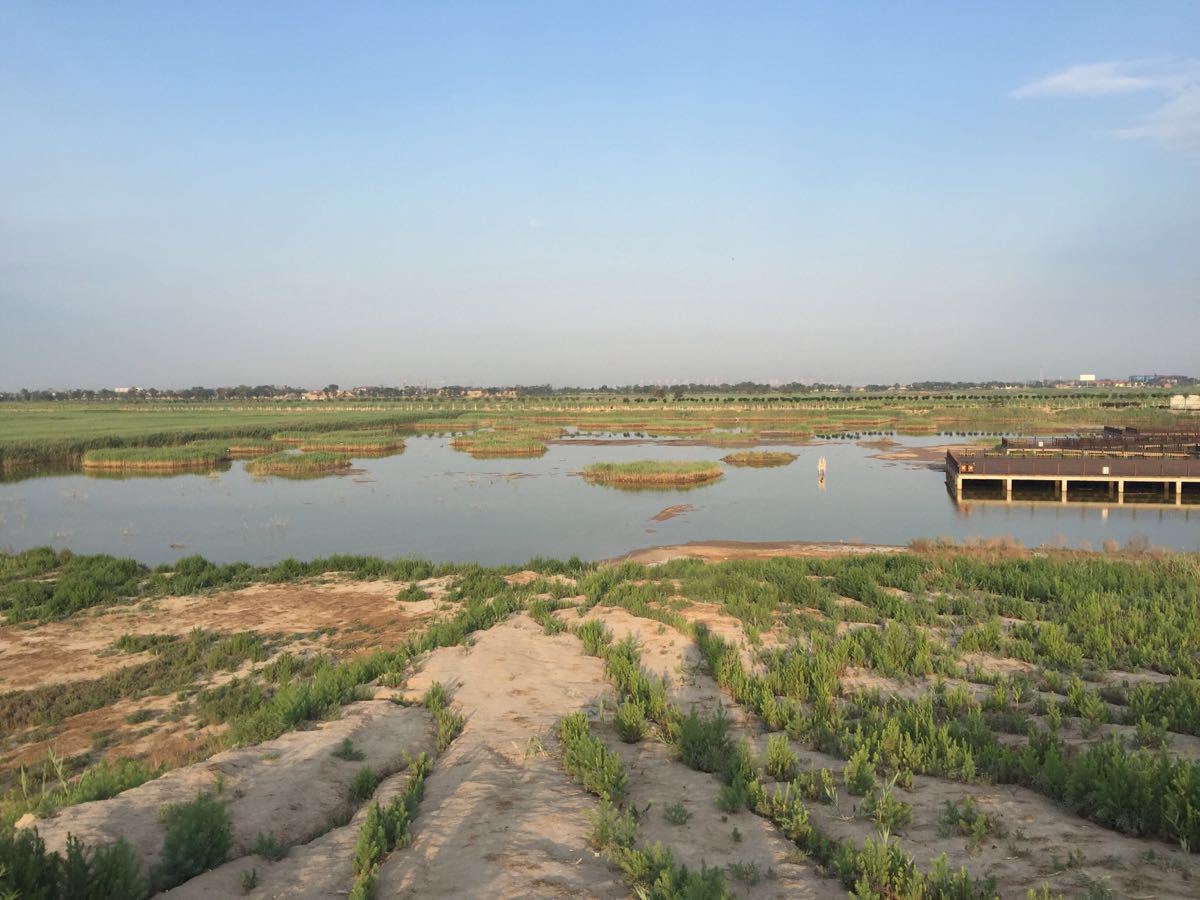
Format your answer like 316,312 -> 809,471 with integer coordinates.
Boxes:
0,435 -> 1196,565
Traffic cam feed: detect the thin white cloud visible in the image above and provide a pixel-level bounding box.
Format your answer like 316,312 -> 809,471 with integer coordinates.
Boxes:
1012,61 -> 1166,98
1013,59 -> 1200,157
1117,89 -> 1200,154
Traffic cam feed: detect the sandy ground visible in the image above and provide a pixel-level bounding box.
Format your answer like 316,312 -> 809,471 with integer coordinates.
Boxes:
375,615 -> 626,898
0,579 -> 435,694
8,570 -> 1200,897
23,702 -> 434,885
610,540 -> 907,566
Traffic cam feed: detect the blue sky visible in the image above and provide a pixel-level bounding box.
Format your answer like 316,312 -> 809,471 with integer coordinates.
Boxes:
2,2 -> 1198,388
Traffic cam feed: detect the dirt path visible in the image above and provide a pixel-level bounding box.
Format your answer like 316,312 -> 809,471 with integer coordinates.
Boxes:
374,615 -> 626,898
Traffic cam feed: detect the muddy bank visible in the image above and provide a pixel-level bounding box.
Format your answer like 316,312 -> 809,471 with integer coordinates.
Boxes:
607,539 -> 907,566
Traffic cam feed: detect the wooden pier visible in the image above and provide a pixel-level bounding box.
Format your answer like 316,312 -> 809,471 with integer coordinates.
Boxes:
946,450 -> 1200,505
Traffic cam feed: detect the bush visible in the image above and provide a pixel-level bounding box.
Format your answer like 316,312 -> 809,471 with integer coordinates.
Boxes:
62,835 -> 146,899
350,767 -> 379,804
252,831 -> 288,861
333,738 -> 366,761
765,733 -> 798,781
588,799 -> 638,850
675,706 -> 731,774
614,701 -> 647,743
576,620 -> 611,656
559,712 -> 627,802
154,791 -> 232,890
843,746 -> 876,796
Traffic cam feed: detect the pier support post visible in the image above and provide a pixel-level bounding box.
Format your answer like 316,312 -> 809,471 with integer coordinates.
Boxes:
1004,477 -> 1013,499
1060,478 -> 1068,502
1178,480 -> 1184,506
1117,480 -> 1124,504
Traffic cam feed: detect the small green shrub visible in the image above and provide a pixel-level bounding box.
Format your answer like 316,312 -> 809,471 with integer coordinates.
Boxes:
765,733 -> 798,781
843,746 -> 876,796
61,834 -> 146,899
663,801 -> 692,825
154,791 -> 232,890
252,831 -> 288,861
240,867 -> 258,893
576,620 -> 611,656
588,799 -> 638,850
559,712 -> 627,802
395,584 -> 428,602
675,706 -> 731,773
349,767 -> 379,804
423,682 -> 450,712
614,700 -> 647,743
333,738 -> 366,762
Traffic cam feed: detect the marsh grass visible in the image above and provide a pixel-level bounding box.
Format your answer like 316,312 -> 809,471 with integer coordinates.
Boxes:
582,460 -> 723,487
244,451 -> 351,477
81,446 -> 226,471
721,451 -> 798,467
449,431 -> 549,458
298,430 -> 406,454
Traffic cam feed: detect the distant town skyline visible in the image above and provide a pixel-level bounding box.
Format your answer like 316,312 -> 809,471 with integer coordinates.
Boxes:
2,3 -> 1198,388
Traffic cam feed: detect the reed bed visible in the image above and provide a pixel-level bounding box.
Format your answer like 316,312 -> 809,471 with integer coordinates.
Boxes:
298,430 -> 406,454
244,451 -> 351,476
695,431 -> 760,446
80,447 -> 226,471
449,432 -> 549,458
224,439 -> 280,457
582,460 -> 723,486
721,451 -> 798,467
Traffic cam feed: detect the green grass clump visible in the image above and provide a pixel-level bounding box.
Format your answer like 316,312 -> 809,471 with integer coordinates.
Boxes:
81,446 -> 226,470
299,430 -> 405,454
244,451 -> 351,477
349,753 -> 433,900
349,766 -> 379,803
449,431 -> 548,458
582,460 -> 723,487
558,712 -> 627,802
0,827 -> 146,899
721,451 -> 798,467
2,755 -> 164,825
613,700 -> 648,743
154,791 -> 231,890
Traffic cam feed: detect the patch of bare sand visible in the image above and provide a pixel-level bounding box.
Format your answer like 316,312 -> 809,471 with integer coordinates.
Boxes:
1,695 -> 219,777
374,615 -> 626,899
610,540 -> 906,567
0,579 -> 433,693
756,736 -> 1197,899
22,701 -> 433,883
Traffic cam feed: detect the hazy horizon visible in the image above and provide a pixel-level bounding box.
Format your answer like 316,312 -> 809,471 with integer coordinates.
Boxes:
3,3 -> 1199,390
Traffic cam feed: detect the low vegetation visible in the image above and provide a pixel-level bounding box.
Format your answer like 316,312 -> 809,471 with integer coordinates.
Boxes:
81,446 -> 226,471
244,451 -> 351,477
582,460 -> 724,487
720,450 -> 798,467
298,430 -> 405,454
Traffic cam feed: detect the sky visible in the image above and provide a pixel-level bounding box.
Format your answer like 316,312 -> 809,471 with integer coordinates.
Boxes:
2,2 -> 1199,389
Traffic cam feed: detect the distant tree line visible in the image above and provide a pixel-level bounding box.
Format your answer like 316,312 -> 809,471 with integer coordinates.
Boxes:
1,377 -> 1193,403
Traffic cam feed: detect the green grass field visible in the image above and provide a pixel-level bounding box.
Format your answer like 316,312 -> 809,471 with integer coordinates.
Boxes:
0,393 -> 1190,470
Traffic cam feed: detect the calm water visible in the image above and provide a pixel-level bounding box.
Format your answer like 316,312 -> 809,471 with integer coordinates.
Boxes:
0,436 -> 1196,565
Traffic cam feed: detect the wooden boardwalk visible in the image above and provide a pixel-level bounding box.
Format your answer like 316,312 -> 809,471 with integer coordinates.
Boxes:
946,450 -> 1200,504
